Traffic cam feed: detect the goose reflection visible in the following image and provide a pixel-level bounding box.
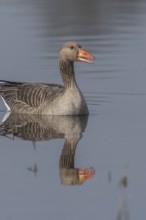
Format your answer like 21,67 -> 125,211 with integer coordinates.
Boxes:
0,112 -> 95,185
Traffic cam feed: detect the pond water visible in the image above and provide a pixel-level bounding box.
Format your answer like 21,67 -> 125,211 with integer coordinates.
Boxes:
0,0 -> 146,219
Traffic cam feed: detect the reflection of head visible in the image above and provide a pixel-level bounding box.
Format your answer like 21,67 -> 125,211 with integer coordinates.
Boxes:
60,168 -> 95,185
59,137 -> 95,186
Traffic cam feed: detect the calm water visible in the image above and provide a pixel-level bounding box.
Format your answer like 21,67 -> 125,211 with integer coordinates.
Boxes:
0,0 -> 146,219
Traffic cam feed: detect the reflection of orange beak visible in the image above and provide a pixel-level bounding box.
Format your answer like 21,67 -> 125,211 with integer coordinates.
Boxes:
78,168 -> 95,183
77,48 -> 95,64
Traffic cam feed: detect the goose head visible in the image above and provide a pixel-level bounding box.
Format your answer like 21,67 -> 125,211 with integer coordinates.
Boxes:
59,41 -> 95,64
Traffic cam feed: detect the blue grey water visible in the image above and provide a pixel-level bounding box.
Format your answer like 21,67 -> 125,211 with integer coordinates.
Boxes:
0,0 -> 146,219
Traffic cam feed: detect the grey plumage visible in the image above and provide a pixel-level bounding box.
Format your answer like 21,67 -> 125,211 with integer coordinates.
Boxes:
0,80 -> 63,114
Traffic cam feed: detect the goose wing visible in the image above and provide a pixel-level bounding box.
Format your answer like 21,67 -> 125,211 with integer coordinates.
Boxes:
0,80 -> 63,111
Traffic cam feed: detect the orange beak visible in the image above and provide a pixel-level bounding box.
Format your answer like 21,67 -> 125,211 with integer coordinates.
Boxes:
77,48 -> 95,64
77,167 -> 95,183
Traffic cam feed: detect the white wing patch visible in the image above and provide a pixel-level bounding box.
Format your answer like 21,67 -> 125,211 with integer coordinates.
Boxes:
1,96 -> 11,112
1,111 -> 11,123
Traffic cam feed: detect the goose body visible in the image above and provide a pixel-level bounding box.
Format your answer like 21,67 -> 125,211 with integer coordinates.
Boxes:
0,42 -> 94,115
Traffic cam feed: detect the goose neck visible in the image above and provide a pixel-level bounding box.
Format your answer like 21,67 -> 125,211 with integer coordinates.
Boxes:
59,59 -> 78,90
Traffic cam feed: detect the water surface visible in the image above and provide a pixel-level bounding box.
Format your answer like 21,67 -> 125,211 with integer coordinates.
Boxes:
0,0 -> 146,219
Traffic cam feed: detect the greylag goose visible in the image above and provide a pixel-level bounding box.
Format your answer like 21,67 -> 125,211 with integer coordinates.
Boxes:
0,42 -> 94,115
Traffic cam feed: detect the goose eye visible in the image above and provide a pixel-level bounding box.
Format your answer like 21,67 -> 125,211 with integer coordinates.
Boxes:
70,46 -> 74,50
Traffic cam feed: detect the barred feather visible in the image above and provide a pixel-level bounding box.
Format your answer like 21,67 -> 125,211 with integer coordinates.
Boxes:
0,81 -> 64,114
